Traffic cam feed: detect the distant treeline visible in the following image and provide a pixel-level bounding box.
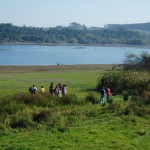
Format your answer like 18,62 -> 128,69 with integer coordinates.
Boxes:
105,22 -> 150,32
0,22 -> 149,45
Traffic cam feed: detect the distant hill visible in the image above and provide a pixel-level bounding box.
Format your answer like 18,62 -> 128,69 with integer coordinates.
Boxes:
104,22 -> 150,32
0,22 -> 149,45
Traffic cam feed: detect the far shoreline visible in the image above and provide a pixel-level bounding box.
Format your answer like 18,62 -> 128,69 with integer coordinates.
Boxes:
1,42 -> 150,48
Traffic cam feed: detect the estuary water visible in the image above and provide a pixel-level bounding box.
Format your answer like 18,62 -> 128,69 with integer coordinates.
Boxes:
0,44 -> 150,65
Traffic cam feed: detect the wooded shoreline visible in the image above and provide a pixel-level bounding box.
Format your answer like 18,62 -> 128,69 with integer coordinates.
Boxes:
1,42 -> 150,47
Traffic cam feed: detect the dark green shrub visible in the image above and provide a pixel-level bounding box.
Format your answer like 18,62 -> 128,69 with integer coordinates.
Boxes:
107,102 -> 125,113
60,93 -> 78,105
131,91 -> 150,105
86,109 -> 98,117
123,107 -> 132,115
124,100 -> 150,117
98,71 -> 150,95
57,126 -> 67,132
33,110 -> 49,123
109,97 -> 113,103
85,92 -> 98,104
131,96 -> 138,101
141,90 -> 150,105
0,103 -> 25,115
124,52 -> 150,71
0,95 -> 14,108
48,112 -> 67,131
13,92 -> 58,107
67,116 -> 76,125
123,92 -> 129,101
127,89 -> 139,96
10,115 -> 34,129
137,129 -> 146,136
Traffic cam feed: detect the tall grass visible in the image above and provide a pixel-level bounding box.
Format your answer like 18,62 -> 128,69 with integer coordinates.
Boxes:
0,90 -> 150,133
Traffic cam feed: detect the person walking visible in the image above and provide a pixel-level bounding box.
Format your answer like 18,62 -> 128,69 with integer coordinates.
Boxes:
29,85 -> 37,94
62,84 -> 67,96
49,82 -> 54,95
32,85 -> 37,93
107,87 -> 111,103
54,86 -> 59,96
100,87 -> 105,106
40,86 -> 45,94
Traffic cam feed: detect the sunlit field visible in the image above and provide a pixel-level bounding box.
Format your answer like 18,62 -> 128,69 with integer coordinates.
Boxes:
0,65 -> 150,150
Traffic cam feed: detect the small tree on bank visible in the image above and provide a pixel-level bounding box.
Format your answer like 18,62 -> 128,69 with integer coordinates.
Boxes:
123,52 -> 150,71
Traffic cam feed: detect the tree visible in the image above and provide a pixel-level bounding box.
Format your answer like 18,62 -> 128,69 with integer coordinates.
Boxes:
124,52 -> 150,71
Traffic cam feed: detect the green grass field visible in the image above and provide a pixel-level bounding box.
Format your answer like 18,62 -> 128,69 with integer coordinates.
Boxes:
0,65 -> 150,150
0,65 -> 110,96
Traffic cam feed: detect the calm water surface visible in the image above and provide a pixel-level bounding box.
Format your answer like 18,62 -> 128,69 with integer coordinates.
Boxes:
0,45 -> 150,65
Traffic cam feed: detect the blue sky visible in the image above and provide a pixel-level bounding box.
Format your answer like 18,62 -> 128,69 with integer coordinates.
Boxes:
0,0 -> 150,27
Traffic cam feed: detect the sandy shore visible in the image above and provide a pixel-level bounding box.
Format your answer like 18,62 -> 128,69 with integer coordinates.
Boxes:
0,64 -> 114,73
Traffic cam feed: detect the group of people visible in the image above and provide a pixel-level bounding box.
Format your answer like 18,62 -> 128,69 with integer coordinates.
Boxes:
100,87 -> 111,106
29,83 -> 110,105
29,82 -> 67,97
49,82 -> 67,97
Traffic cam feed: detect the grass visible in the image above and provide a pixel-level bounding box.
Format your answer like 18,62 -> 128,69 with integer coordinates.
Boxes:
0,110 -> 149,150
0,64 -> 107,97
0,64 -> 150,150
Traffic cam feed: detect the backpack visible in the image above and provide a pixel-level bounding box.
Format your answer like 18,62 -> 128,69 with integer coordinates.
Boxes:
101,89 -> 105,95
29,87 -> 33,93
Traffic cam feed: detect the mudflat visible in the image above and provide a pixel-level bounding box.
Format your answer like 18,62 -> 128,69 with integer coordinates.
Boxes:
0,64 -> 114,73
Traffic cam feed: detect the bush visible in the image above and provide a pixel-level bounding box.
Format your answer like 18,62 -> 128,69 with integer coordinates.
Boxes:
141,90 -> 150,105
60,93 -> 78,105
0,103 -> 25,115
124,100 -> 150,117
107,102 -> 125,113
10,113 -> 34,129
85,92 -> 98,104
98,71 -> 150,95
123,91 -> 129,101
48,111 -> 67,131
124,52 -> 150,71
12,92 -> 59,107
109,97 -> 113,103
33,110 -> 49,123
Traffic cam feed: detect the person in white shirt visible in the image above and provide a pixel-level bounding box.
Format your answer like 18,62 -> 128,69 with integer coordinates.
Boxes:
40,86 -> 45,94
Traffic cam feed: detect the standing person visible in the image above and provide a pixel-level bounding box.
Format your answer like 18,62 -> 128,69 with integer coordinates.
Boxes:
54,86 -> 59,96
58,83 -> 62,97
49,82 -> 54,95
40,86 -> 45,94
58,83 -> 62,90
32,85 -> 37,93
107,87 -> 111,103
62,84 -> 67,96
100,87 -> 105,106
58,86 -> 62,97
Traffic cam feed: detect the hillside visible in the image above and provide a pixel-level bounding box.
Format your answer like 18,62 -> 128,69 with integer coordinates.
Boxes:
105,22 -> 150,32
0,23 -> 147,45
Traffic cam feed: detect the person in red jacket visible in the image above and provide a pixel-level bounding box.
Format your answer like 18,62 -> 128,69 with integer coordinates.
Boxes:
107,87 -> 111,103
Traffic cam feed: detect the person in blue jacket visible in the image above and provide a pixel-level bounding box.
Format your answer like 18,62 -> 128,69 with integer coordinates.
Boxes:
100,87 -> 105,105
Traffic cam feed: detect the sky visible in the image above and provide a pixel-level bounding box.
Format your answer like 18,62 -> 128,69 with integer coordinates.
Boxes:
0,0 -> 150,28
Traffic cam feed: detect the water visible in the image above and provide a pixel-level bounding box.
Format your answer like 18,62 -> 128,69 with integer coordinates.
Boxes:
0,45 -> 150,65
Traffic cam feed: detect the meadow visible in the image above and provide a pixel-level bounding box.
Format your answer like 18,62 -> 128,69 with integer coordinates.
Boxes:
0,64 -> 150,150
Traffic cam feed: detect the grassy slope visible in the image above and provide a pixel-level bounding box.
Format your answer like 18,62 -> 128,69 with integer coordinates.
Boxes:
0,65 -> 150,150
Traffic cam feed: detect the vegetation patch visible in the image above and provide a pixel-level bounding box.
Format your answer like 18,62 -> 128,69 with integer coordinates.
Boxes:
0,64 -> 150,149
